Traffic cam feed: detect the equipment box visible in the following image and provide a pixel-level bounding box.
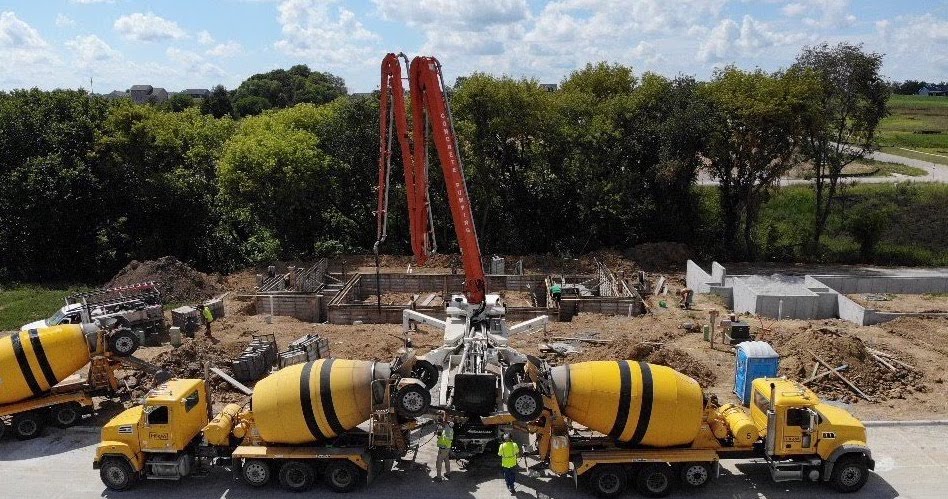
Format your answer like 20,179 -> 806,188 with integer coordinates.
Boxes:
734,341 -> 779,405
725,321 -> 751,345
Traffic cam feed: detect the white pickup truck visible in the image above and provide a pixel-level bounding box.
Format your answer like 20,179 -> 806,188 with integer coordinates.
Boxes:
21,282 -> 166,343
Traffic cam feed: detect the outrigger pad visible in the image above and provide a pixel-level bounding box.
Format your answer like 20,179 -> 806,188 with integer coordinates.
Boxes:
453,373 -> 498,416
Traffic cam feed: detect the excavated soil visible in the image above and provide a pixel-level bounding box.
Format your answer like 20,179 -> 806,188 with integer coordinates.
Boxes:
847,293 -> 948,313
108,256 -> 222,304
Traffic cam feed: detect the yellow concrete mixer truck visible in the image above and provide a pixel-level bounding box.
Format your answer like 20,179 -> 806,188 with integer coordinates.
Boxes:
94,356 -> 432,493
504,360 -> 874,498
1,323 -> 142,440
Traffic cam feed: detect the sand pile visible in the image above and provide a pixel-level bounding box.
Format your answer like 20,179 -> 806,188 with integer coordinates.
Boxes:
762,325 -> 925,403
108,256 -> 221,303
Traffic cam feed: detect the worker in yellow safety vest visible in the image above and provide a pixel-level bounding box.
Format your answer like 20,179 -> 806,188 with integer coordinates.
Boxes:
498,432 -> 521,495
201,304 -> 215,338
435,420 -> 454,480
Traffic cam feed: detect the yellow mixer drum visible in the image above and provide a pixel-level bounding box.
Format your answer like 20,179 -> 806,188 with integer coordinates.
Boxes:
551,361 -> 704,447
0,325 -> 91,405
251,359 -> 379,444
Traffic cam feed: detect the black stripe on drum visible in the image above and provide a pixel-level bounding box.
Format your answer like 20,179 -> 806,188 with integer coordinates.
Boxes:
630,362 -> 654,445
320,359 -> 346,435
300,361 -> 326,441
608,361 -> 631,438
11,332 -> 42,396
29,329 -> 58,388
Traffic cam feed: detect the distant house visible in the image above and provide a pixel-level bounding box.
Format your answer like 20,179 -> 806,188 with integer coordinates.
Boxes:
130,84 -> 169,104
181,88 -> 210,99
918,84 -> 947,96
102,90 -> 130,100
539,83 -> 558,92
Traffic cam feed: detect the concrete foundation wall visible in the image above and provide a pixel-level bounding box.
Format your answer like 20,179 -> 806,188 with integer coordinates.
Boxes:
559,298 -> 644,321
811,276 -> 948,295
686,260 -> 714,293
254,294 -> 322,323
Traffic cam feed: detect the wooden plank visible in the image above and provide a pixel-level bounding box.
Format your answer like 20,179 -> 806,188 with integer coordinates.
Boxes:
210,367 -> 254,396
803,364 -> 847,384
867,348 -> 918,371
810,361 -> 820,380
807,350 -> 873,401
420,293 -> 437,306
869,352 -> 896,372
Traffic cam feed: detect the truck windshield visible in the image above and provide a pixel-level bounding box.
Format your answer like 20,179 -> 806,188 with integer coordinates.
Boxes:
46,308 -> 68,326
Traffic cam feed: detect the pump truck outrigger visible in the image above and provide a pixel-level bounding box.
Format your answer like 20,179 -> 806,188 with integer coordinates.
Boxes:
375,53 -> 548,458
504,358 -> 874,497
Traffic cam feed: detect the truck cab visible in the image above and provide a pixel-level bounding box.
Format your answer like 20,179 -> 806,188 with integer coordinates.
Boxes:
94,379 -> 211,490
21,303 -> 83,331
749,377 -> 874,492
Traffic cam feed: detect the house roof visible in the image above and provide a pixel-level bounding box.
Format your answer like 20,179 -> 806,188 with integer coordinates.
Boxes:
922,84 -> 948,92
130,84 -> 153,92
183,88 -> 210,95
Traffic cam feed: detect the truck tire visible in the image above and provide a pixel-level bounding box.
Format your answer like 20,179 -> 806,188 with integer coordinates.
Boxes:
507,386 -> 543,422
52,403 -> 81,428
394,384 -> 431,419
100,457 -> 138,491
324,460 -> 364,493
635,463 -> 675,498
108,330 -> 140,357
0,421 -> 7,440
680,462 -> 712,488
588,464 -> 627,498
829,456 -> 869,493
279,461 -> 316,492
503,363 -> 526,389
410,360 -> 440,389
12,412 -> 44,440
241,459 -> 272,487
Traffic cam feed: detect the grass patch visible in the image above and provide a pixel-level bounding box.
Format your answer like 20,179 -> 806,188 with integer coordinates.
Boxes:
880,146 -> 948,166
878,95 -> 948,157
0,285 -> 87,331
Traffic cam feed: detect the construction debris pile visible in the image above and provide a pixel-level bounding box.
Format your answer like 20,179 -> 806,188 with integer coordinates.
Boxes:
763,325 -> 925,403
108,256 -> 221,303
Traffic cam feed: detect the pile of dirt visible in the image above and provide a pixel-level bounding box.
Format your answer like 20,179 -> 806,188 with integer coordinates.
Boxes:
108,256 -> 221,303
627,242 -> 692,271
761,325 -> 926,403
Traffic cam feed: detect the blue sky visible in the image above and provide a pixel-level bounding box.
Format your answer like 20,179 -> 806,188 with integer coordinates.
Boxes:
1,0 -> 946,93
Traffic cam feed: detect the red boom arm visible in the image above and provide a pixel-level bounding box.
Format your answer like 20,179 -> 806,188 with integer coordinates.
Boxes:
377,54 -> 486,304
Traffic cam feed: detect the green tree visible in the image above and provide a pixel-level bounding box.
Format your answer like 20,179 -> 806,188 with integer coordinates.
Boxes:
201,84 -> 233,118
231,65 -> 347,116
700,66 -> 818,258
793,43 -> 889,256
163,92 -> 197,112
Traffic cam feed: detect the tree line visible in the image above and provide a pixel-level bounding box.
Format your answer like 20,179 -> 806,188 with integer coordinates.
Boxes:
0,43 -> 888,283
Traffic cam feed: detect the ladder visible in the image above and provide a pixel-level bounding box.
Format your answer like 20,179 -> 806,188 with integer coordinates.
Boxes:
368,380 -> 408,455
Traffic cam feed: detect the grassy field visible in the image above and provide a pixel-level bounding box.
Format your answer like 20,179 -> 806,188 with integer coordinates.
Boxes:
0,286 -> 86,331
878,95 -> 948,164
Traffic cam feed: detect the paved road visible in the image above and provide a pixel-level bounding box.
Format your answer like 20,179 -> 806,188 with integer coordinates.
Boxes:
697,149 -> 948,186
0,423 -> 944,499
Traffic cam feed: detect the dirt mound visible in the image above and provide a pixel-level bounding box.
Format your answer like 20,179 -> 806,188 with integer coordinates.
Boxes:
627,242 -> 692,271
108,256 -> 221,303
151,337 -> 231,379
573,341 -> 717,387
761,325 -> 925,403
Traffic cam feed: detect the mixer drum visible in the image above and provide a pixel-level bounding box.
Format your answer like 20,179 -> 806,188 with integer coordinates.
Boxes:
251,359 -> 382,444
0,325 -> 91,405
551,361 -> 704,447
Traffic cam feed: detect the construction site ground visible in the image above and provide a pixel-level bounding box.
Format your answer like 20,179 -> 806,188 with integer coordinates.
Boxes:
4,256 -> 948,423
848,292 -> 948,313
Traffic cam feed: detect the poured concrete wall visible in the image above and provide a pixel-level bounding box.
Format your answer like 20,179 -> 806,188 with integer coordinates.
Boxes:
810,275 -> 948,295
254,294 -> 322,322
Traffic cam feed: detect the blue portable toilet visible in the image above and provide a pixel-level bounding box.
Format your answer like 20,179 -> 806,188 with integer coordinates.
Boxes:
734,341 -> 779,406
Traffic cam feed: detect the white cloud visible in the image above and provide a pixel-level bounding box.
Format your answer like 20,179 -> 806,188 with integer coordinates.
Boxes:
167,47 -> 227,78
197,30 -> 214,45
375,0 -> 529,29
781,3 -> 806,17
789,0 -> 856,28
630,41 -> 663,65
274,0 -> 379,66
206,40 -> 242,57
873,14 -> 948,82
55,14 -> 76,28
0,11 -> 49,49
114,12 -> 187,42
698,15 -> 804,63
65,34 -> 120,69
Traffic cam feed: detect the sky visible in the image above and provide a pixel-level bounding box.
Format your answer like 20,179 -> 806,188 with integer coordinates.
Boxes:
0,0 -> 946,93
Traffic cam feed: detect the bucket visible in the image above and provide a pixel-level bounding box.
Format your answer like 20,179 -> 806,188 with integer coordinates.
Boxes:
169,326 -> 182,347
703,324 -> 711,341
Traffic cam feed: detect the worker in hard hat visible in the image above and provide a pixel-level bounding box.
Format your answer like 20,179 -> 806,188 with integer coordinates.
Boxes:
498,432 -> 521,495
201,304 -> 215,338
435,420 -> 454,480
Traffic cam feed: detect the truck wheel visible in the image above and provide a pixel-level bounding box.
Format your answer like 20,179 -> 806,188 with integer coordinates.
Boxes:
410,360 -> 440,389
394,384 -> 431,419
109,330 -> 140,357
12,412 -> 44,440
508,386 -> 543,422
680,462 -> 712,488
279,461 -> 316,492
635,463 -> 675,498
323,460 -> 364,493
588,464 -> 627,498
0,421 -> 7,440
52,403 -> 81,428
829,456 -> 869,493
241,459 -> 272,487
100,457 -> 138,491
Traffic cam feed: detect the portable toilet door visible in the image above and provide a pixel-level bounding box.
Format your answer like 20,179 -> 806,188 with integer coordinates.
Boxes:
734,341 -> 779,405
